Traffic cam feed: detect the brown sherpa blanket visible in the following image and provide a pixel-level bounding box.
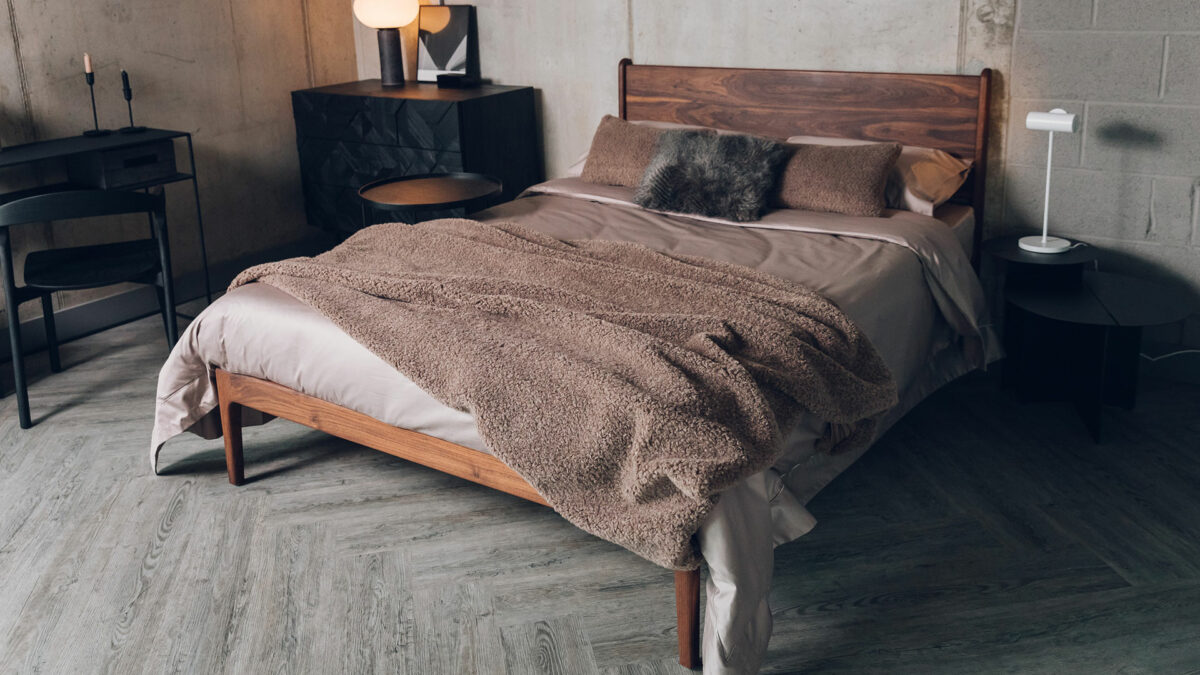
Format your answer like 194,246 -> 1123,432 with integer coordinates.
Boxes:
230,219 -> 897,569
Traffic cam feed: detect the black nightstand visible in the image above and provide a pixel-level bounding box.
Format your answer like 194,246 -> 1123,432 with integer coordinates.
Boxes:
292,80 -> 540,235
988,236 -> 1192,441
982,235 -> 1098,291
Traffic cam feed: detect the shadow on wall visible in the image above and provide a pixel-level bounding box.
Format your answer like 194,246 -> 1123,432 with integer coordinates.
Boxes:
1094,120 -> 1163,149
1094,120 -> 1165,241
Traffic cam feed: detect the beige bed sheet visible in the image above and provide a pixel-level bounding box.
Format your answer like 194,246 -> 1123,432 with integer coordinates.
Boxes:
152,182 -> 997,674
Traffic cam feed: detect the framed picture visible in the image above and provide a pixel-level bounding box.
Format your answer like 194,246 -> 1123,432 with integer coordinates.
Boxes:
417,5 -> 477,83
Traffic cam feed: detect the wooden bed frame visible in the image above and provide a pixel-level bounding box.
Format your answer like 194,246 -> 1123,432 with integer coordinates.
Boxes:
215,61 -> 992,670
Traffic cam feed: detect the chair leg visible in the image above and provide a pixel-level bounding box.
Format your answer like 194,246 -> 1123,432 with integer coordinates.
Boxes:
154,284 -> 173,346
675,569 -> 702,670
151,210 -> 179,347
40,294 -> 60,373
215,369 -> 245,486
0,230 -> 31,429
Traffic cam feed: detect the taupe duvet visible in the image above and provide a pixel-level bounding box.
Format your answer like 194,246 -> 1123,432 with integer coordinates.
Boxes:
152,178 -> 999,674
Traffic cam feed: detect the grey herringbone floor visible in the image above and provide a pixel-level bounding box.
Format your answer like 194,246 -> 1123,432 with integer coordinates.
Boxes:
2,306 -> 1199,674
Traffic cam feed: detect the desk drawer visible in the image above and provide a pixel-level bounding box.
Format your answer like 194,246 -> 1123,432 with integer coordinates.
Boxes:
67,140 -> 178,189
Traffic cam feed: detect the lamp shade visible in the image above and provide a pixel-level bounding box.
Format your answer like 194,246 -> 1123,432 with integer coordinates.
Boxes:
353,0 -> 419,29
1026,109 -> 1079,134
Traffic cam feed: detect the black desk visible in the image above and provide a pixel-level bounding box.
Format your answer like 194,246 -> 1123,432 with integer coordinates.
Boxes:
0,128 -> 210,302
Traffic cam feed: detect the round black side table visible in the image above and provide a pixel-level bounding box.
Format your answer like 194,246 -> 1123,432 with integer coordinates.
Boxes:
982,235 -> 1099,291
358,172 -> 504,228
1004,270 -> 1192,442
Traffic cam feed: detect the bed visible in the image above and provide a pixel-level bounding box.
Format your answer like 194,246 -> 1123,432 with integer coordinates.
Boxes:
152,61 -> 997,673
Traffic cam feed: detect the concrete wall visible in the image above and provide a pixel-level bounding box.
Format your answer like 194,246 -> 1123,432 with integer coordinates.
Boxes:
1004,0 -> 1200,346
357,1 -> 1014,180
360,0 -> 1200,347
0,0 -> 357,322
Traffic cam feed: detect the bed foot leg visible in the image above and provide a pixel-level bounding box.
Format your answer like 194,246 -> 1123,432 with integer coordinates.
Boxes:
215,369 -> 245,486
675,568 -> 702,670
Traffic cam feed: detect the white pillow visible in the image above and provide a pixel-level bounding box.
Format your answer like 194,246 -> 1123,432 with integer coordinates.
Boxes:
786,135 -> 972,216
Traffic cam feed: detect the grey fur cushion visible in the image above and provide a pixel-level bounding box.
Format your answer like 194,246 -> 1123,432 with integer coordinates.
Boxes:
634,130 -> 791,222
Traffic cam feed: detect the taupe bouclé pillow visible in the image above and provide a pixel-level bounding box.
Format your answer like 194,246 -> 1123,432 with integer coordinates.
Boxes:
774,142 -> 902,217
580,116 -> 671,187
634,130 -> 791,222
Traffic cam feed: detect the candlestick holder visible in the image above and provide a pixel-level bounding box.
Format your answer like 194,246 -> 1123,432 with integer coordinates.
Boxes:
118,70 -> 146,134
83,71 -> 111,137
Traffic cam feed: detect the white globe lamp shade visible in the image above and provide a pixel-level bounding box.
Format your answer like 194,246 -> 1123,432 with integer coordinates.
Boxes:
353,0 -> 419,29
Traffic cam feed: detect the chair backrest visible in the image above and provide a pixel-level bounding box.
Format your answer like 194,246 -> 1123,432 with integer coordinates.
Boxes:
0,189 -> 165,229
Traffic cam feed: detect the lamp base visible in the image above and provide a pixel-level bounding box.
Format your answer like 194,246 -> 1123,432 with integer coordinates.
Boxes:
377,28 -> 405,88
1018,235 -> 1072,254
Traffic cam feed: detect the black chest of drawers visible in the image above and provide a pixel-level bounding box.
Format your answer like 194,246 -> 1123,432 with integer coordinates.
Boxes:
291,79 -> 541,233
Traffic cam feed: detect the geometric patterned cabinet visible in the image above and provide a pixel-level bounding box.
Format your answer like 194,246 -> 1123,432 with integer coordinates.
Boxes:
292,79 -> 540,234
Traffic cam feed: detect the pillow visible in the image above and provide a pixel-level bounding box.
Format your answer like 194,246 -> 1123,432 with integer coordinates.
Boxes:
580,116 -> 677,187
570,119 -> 743,180
787,135 -> 973,215
634,130 -> 791,222
773,142 -> 901,217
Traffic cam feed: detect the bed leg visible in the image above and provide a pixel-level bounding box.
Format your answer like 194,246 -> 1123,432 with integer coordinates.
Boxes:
675,568 -> 702,670
215,370 -> 245,486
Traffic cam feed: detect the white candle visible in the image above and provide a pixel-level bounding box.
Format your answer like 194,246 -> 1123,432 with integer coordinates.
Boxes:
84,52 -> 92,74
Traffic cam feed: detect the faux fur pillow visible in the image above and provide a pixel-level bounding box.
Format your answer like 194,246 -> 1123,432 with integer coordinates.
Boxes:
634,130 -> 791,222
580,116 -> 673,187
774,142 -> 902,217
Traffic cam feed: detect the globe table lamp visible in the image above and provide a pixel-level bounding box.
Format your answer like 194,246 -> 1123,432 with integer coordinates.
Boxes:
354,0 -> 420,87
1020,109 -> 1081,254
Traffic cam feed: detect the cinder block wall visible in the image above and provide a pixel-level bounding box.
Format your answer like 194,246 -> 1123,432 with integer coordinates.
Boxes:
1005,0 -> 1200,347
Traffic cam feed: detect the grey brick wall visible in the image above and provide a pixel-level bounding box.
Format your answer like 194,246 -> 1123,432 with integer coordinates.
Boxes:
1006,0 -> 1200,347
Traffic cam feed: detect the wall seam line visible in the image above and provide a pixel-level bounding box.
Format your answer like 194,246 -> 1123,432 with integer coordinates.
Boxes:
626,0 -> 635,63
299,0 -> 316,88
1158,35 -> 1170,99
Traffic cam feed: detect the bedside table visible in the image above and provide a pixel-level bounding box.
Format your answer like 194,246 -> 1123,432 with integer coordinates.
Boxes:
358,172 -> 503,227
1002,270 -> 1191,441
982,235 -> 1098,290
292,80 -> 540,235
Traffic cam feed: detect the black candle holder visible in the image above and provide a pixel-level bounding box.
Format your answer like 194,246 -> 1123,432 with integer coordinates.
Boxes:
119,70 -> 146,134
83,71 -> 111,137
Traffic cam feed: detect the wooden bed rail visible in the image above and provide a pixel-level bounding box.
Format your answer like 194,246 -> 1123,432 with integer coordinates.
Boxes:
213,368 -> 703,669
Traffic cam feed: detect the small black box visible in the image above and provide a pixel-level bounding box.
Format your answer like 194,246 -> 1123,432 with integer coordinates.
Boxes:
437,73 -> 479,89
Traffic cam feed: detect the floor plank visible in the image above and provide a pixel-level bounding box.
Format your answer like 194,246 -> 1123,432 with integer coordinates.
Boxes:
2,306 -> 1199,672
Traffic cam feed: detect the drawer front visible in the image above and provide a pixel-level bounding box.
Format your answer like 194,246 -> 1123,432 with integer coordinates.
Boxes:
293,92 -> 460,152
67,141 -> 178,189
301,182 -> 363,234
293,92 -> 399,146
396,100 -> 460,152
297,138 -> 462,188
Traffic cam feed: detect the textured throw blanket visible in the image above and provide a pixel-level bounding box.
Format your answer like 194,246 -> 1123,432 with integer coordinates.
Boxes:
231,219 -> 897,569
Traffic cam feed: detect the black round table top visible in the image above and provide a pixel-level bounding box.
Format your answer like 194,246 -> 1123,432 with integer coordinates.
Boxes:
358,172 -> 503,213
983,235 -> 1100,266
1007,271 -> 1193,328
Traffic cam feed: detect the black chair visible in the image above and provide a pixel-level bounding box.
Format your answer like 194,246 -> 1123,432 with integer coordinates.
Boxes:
0,189 -> 177,429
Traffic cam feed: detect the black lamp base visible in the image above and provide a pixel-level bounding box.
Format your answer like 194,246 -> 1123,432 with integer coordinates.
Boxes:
119,126 -> 148,134
83,129 -> 112,137
377,28 -> 405,87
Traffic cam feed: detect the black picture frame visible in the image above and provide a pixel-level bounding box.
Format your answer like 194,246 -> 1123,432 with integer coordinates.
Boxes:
417,5 -> 478,83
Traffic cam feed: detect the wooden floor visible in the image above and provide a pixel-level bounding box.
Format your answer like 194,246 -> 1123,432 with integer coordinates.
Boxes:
2,307 -> 1199,674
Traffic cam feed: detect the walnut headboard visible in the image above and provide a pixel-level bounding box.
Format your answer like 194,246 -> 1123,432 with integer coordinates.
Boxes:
617,59 -> 993,258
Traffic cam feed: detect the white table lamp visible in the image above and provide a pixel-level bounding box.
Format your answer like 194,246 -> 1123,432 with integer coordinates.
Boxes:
354,0 -> 420,88
1020,109 -> 1080,254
